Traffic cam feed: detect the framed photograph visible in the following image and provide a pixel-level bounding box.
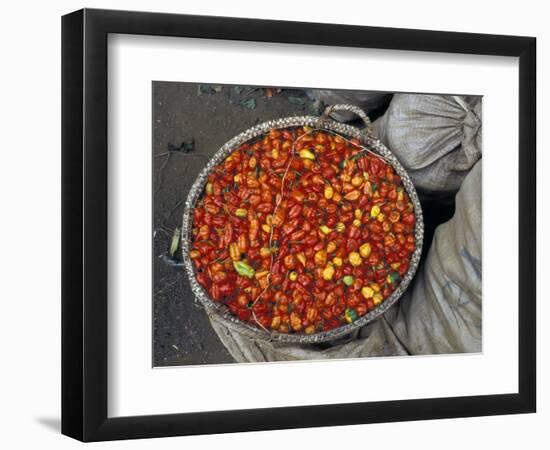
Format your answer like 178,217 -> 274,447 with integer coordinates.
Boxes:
62,8 -> 536,442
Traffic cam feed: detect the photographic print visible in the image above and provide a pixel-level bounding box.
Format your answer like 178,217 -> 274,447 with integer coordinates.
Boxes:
61,10 -> 535,440
152,82 -> 482,367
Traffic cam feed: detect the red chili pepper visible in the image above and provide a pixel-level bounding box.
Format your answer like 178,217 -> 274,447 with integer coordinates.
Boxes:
281,218 -> 299,236
288,204 -> 302,219
402,212 -> 416,226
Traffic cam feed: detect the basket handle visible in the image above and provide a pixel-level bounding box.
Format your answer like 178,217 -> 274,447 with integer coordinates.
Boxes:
317,104 -> 373,139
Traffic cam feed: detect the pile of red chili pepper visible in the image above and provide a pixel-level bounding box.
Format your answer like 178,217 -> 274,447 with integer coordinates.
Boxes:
190,127 -> 416,335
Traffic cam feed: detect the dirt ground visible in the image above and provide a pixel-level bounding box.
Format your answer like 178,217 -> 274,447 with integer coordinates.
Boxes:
152,82 -> 454,367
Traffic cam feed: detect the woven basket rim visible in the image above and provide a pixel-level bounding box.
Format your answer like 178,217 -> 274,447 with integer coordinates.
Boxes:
181,110 -> 424,344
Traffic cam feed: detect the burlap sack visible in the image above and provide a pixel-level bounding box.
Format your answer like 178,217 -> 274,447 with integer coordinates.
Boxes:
373,94 -> 482,194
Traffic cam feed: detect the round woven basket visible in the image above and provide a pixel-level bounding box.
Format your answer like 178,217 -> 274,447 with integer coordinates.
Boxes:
182,104 -> 424,344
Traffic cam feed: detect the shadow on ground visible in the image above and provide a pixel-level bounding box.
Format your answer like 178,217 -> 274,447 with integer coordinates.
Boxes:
35,417 -> 61,433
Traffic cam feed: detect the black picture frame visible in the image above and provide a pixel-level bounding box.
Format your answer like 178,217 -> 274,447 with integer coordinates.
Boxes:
62,8 -> 536,442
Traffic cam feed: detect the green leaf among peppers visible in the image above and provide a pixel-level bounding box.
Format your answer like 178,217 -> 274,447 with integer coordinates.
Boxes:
233,260 -> 255,279
343,275 -> 355,286
344,308 -> 358,323
388,271 -> 401,284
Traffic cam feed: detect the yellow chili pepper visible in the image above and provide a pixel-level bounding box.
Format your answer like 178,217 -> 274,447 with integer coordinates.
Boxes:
270,316 -> 281,330
229,243 -> 240,261
361,286 -> 374,299
322,264 -> 335,281
289,271 -> 298,282
359,243 -> 372,258
349,252 -> 362,267
235,208 -> 248,218
370,205 -> 381,218
315,249 -> 328,266
327,241 -> 337,253
319,225 -> 332,235
332,256 -> 343,267
290,312 -> 302,331
299,149 -> 315,160
324,185 -> 334,200
335,222 -> 346,233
